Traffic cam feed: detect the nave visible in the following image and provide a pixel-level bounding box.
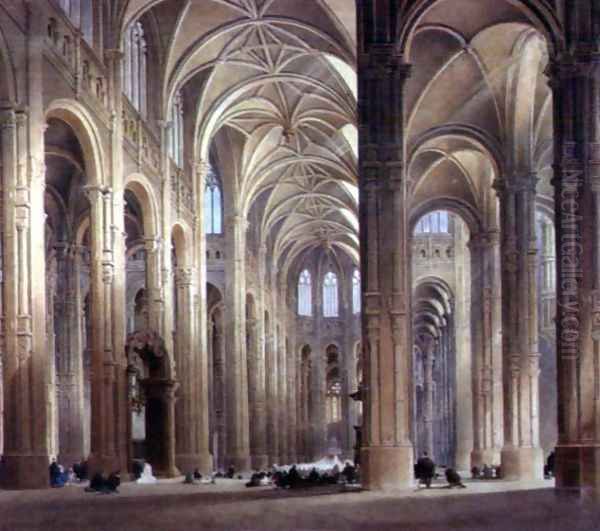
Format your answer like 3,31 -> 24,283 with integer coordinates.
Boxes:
1,0 -> 600,521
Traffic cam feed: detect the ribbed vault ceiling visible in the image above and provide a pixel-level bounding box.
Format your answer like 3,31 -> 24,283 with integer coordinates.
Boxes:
116,0 -> 358,273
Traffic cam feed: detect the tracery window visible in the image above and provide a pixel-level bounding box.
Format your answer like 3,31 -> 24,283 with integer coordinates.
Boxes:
323,271 -> 339,317
59,0 -> 93,44
204,167 -> 222,235
415,211 -> 449,234
352,269 -> 361,314
298,270 -> 312,316
168,91 -> 184,167
326,379 -> 342,423
122,21 -> 147,117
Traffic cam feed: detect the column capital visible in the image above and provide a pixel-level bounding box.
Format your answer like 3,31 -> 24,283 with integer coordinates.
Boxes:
143,236 -> 161,254
0,106 -> 16,129
193,159 -> 211,179
83,184 -> 109,202
494,173 -> 538,195
104,48 -> 124,62
174,267 -> 194,286
469,230 -> 500,250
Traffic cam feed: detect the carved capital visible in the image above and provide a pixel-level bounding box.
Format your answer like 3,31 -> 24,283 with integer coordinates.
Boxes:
0,106 -> 16,130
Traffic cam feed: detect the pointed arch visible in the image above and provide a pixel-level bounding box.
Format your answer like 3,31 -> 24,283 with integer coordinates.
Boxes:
124,173 -> 160,238
45,99 -> 106,187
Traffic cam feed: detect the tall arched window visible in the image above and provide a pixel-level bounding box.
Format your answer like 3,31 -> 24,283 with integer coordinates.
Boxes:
352,269 -> 361,314
204,167 -> 222,234
298,270 -> 312,316
168,91 -> 184,167
122,21 -> 147,117
59,1 -> 93,44
323,271 -> 339,317
415,211 -> 449,234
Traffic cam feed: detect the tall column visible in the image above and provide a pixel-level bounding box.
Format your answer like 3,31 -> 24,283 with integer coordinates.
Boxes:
277,279 -> 289,464
287,325 -> 298,464
1,102 -> 50,488
105,47 -> 129,475
549,13 -> 600,495
266,267 -> 280,464
251,244 -> 268,469
174,266 -> 202,476
469,231 -> 503,468
55,244 -> 86,465
497,176 -> 543,480
422,338 -> 435,459
85,185 -> 120,475
357,11 -> 414,486
224,213 -> 250,470
1,2 -> 54,486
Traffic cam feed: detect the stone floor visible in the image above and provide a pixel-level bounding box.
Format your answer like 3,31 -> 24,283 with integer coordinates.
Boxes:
1,477 -> 598,531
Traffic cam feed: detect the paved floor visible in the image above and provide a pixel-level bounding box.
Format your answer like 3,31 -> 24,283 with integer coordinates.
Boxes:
1,477 -> 598,531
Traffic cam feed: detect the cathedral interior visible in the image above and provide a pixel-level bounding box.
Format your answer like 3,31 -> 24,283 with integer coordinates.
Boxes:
0,1 -> 600,530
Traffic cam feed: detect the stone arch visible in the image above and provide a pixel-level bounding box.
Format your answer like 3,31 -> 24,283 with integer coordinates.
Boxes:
410,199 -> 481,237
397,0 -> 562,59
124,174 -> 159,238
45,99 -> 105,187
0,23 -> 16,103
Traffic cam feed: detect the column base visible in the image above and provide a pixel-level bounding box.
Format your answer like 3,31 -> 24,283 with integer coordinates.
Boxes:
361,445 -> 414,491
555,444 -> 600,493
471,448 -> 501,468
501,446 -> 544,480
251,454 -> 269,471
176,453 -> 212,476
0,454 -> 50,489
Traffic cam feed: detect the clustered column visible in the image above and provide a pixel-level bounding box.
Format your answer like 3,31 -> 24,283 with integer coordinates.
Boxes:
357,35 -> 414,487
0,105 -> 50,488
55,244 -> 86,465
422,337 -> 435,459
549,15 -> 600,494
224,213 -> 250,470
469,231 -> 503,468
497,176 -> 543,480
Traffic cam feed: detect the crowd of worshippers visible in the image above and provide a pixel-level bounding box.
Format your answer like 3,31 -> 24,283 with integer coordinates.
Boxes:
49,458 -> 90,488
49,458 -> 121,493
414,452 -> 466,489
246,462 -> 358,489
470,464 -> 502,480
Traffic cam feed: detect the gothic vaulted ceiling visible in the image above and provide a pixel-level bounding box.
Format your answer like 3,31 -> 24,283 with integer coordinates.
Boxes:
115,0 -> 359,274
406,0 -> 554,230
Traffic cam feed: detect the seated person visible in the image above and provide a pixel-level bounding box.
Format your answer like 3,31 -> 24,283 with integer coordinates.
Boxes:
49,460 -> 67,488
85,472 -> 106,492
482,464 -> 494,479
308,467 -> 320,485
246,471 -> 266,488
225,465 -> 235,479
445,468 -> 466,488
132,460 -> 144,481
494,465 -> 502,479
342,462 -> 357,484
544,451 -> 555,478
193,468 -> 202,480
105,471 -> 121,493
416,453 -> 435,488
471,466 -> 481,479
287,466 -> 302,489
